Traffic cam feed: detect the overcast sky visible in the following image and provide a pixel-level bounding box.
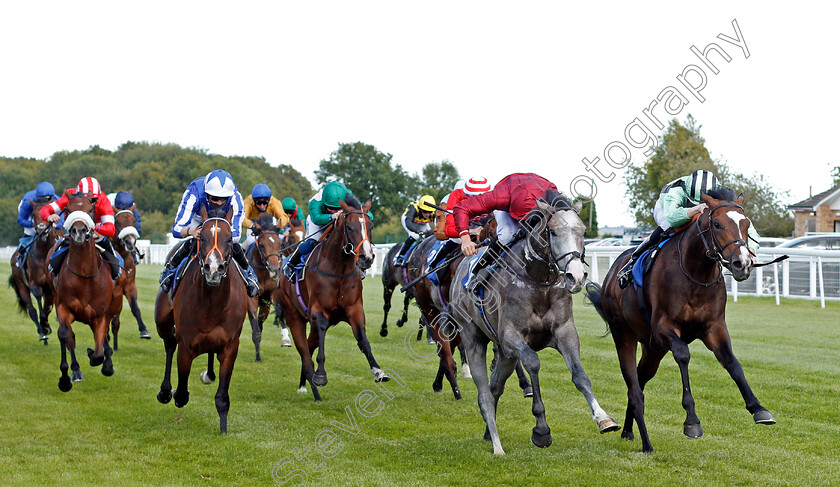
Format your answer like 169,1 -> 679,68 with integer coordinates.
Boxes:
1,1 -> 838,227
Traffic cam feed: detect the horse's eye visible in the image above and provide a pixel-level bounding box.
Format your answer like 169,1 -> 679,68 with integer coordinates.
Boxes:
713,221 -> 722,229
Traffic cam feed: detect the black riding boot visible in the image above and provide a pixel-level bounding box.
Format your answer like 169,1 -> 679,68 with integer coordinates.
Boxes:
395,236 -> 416,266
617,227 -> 665,289
467,238 -> 505,295
428,240 -> 459,281
48,238 -> 70,276
97,238 -> 122,280
159,239 -> 195,292
15,244 -> 26,268
232,243 -> 259,298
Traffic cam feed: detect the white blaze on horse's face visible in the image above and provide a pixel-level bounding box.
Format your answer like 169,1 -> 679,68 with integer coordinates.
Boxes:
268,235 -> 275,244
552,211 -> 587,291
725,210 -> 752,271
359,216 -> 373,260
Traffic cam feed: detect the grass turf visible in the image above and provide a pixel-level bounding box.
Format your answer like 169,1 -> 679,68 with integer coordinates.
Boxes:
0,264 -> 838,486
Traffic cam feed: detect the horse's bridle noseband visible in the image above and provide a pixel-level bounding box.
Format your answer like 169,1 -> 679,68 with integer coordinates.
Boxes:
338,210 -> 372,261
698,202 -> 750,266
197,217 -> 232,279
525,210 -> 587,278
253,230 -> 284,267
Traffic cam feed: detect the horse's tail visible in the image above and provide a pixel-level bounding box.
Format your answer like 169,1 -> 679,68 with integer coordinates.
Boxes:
584,281 -> 611,336
8,274 -> 27,315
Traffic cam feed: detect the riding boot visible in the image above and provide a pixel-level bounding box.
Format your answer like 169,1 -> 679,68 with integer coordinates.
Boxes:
97,238 -> 122,280
429,240 -> 459,282
48,238 -> 69,276
395,236 -> 416,267
232,243 -> 259,298
159,239 -> 194,292
284,238 -> 317,281
132,249 -> 141,265
467,238 -> 506,296
617,227 -> 665,289
15,245 -> 26,268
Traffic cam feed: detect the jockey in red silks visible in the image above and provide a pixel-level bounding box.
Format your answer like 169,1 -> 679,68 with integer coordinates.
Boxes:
453,172 -> 558,293
425,177 -> 492,273
39,177 -> 123,279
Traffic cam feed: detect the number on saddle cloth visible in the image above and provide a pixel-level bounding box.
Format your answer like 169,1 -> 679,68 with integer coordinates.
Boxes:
426,240 -> 446,286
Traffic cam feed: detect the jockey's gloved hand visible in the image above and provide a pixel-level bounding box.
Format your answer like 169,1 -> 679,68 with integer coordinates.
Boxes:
48,214 -> 60,223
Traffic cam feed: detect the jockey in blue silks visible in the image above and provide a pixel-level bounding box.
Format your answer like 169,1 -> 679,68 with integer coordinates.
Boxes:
108,191 -> 144,264
159,169 -> 259,297
16,181 -> 62,268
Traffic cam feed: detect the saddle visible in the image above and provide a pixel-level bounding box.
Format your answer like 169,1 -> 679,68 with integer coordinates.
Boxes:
631,237 -> 671,290
283,243 -> 318,284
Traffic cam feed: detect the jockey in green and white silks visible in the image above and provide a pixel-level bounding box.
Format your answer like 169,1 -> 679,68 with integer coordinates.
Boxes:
617,169 -> 761,288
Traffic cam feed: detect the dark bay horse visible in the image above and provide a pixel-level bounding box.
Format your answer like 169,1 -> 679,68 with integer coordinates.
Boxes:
274,198 -> 387,401
109,206 -> 151,350
154,207 -> 248,434
52,193 -> 121,391
451,192 -> 619,455
379,241 -> 418,336
246,213 -> 284,362
9,200 -> 58,343
586,189 -> 775,453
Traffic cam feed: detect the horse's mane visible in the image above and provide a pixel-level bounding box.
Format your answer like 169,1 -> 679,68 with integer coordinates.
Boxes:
289,217 -> 302,227
524,189 -> 575,223
705,185 -> 738,202
344,194 -> 362,210
255,213 -> 275,229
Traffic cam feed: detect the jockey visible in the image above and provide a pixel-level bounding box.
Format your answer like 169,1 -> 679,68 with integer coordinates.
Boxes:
15,181 -> 62,268
282,197 -> 306,223
283,180 -> 369,280
454,173 -> 558,293
616,169 -> 762,288
39,177 -> 123,280
241,183 -> 290,249
159,169 -> 259,297
426,177 -> 491,273
393,195 -> 436,266
108,191 -> 144,264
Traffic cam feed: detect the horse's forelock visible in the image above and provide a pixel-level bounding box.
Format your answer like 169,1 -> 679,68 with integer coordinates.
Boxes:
255,213 -> 275,230
206,206 -> 228,219
705,185 -> 737,203
344,195 -> 362,210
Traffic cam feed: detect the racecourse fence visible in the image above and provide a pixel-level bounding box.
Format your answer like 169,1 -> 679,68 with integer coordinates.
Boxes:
3,242 -> 836,305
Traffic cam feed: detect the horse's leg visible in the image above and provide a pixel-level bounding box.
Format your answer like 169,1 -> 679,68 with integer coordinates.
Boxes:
702,324 -> 775,424
67,327 -> 83,382
485,353 -> 518,440
553,319 -> 620,433
157,335 -> 177,404
32,290 -> 49,342
612,327 -> 653,451
428,314 -> 460,399
258,300 -> 271,355
125,282 -> 150,339
396,292 -> 411,328
173,344 -> 194,408
215,339 -> 240,434
463,334 -> 504,454
458,343 -> 471,379
87,316 -> 108,367
110,309 -> 121,352
101,334 -> 114,376
18,281 -> 43,339
311,311 -> 331,387
664,329 -> 702,439
516,341 -> 552,449
41,290 -> 54,337
346,304 -> 389,383
380,281 -> 394,337
620,342 -> 667,443
287,309 -> 319,399
155,289 -> 176,403
56,306 -> 73,392
514,362 -> 532,397
201,353 -> 217,384
247,297 -> 262,362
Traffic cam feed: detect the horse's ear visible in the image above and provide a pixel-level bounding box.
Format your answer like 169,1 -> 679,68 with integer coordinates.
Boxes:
130,203 -> 136,212
535,199 -> 553,213
339,199 -> 351,212
700,193 -> 717,208
735,193 -> 745,206
28,199 -> 36,207
573,200 -> 583,213
362,200 -> 372,213
200,204 -> 208,222
224,206 -> 233,223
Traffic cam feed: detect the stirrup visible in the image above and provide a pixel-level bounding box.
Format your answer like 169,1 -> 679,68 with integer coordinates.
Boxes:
617,261 -> 634,289
469,268 -> 491,296
160,274 -> 174,293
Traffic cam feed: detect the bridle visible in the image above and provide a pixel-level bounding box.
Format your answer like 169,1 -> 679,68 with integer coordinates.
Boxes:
524,208 -> 587,279
338,210 -> 372,261
678,202 -> 749,287
253,229 -> 283,269
197,217 -> 232,279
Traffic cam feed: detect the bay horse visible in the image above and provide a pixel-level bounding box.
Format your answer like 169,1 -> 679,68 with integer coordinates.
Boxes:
9,200 -> 59,343
450,191 -> 619,455
154,206 -> 248,434
109,206 -> 151,351
246,213 -> 284,362
379,241 -> 418,336
585,188 -> 775,453
52,193 -> 121,391
274,197 -> 387,401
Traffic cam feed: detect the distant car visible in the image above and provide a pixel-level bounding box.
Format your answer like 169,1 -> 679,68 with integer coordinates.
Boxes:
588,238 -> 624,247
758,237 -> 790,248
776,234 -> 840,250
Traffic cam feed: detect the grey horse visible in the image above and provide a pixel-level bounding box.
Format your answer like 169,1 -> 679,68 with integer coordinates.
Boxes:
449,192 -> 619,455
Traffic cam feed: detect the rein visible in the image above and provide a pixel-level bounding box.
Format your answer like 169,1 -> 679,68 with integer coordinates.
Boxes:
303,210 -> 370,279
679,203 -> 745,286
251,230 -> 284,269
197,217 -> 232,279
521,211 -> 587,286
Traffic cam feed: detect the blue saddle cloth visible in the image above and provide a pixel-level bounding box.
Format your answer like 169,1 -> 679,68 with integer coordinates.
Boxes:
170,256 -> 193,295
632,238 -> 670,289
460,249 -> 486,289
426,241 -> 447,286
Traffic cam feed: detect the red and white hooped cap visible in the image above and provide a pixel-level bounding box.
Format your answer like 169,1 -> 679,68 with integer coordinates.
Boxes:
464,176 -> 491,196
77,177 -> 102,198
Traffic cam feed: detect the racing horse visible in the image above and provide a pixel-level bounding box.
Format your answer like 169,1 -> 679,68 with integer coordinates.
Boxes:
379,240 -> 419,337
274,197 -> 387,401
9,200 -> 59,343
246,213 -> 285,362
109,205 -> 151,350
451,190 -> 619,455
585,187 -> 775,453
52,192 -> 121,391
154,206 -> 248,434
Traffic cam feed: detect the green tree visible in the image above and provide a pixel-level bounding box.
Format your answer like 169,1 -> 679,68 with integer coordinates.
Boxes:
416,160 -> 460,203
315,142 -> 415,219
832,165 -> 840,186
723,171 -> 794,237
577,199 -> 598,238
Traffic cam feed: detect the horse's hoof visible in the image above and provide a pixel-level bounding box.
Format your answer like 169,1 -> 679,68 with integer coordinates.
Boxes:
453,388 -> 462,400
379,328 -> 388,338
684,422 -> 704,439
58,376 -> 72,392
255,355 -> 262,363
43,324 -> 52,335
39,334 -> 49,342
396,319 -> 405,328
313,372 -> 328,387
432,382 -> 442,393
598,418 -> 621,434
621,430 -> 634,441
157,389 -> 172,404
373,369 -> 390,383
101,364 -> 114,377
200,371 -> 215,385
531,429 -> 553,448
483,427 -> 491,441
280,338 -> 292,347
71,369 -> 84,382
754,409 -> 776,424
297,386 -> 308,394
522,386 -> 534,398
173,390 -> 189,408
139,330 -> 151,339
461,364 -> 472,379
87,348 -> 104,367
